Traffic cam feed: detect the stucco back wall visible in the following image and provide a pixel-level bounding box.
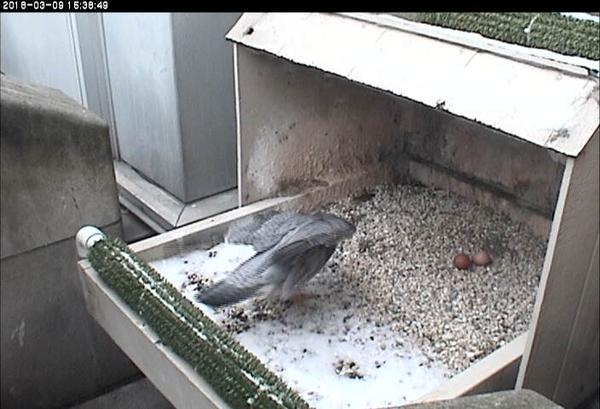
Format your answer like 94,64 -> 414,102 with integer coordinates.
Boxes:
237,47 -> 564,238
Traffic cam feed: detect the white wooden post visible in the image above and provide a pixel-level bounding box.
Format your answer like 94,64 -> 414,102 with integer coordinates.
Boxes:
517,129 -> 599,408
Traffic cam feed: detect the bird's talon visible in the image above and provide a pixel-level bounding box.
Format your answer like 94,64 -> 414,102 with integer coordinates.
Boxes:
287,293 -> 316,304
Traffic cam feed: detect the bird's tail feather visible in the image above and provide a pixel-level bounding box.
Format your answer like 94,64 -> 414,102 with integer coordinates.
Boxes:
196,280 -> 263,308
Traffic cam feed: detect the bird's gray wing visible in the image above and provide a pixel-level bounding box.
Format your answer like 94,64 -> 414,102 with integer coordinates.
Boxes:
226,211 -> 313,252
271,214 -> 356,264
196,248 -> 283,307
263,214 -> 354,295
225,210 -> 279,245
280,245 -> 336,299
198,213 -> 355,307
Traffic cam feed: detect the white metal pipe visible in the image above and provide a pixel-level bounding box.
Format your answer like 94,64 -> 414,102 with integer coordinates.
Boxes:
76,225 -> 107,258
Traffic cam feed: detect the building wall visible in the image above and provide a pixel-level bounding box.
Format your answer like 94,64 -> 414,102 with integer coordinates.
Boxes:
102,13 -> 185,199
1,12 -> 241,204
0,13 -> 85,104
172,13 -> 240,201
0,76 -> 139,409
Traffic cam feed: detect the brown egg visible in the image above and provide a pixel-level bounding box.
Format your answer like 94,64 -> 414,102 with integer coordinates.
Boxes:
473,250 -> 492,266
453,253 -> 472,270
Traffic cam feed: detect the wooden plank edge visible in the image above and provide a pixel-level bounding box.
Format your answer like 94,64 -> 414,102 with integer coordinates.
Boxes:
417,332 -> 528,402
129,195 -> 296,260
114,161 -> 183,228
130,168 -> 388,261
338,13 -> 594,77
78,259 -> 230,409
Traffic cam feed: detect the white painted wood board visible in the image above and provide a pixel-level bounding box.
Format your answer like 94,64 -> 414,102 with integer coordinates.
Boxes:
517,130 -> 599,407
419,332 -> 527,402
226,13 -> 599,158
552,236 -> 599,406
78,259 -> 230,409
342,13 -> 600,75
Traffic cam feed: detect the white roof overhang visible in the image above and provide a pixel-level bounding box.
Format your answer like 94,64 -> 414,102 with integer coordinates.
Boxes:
227,12 -> 600,157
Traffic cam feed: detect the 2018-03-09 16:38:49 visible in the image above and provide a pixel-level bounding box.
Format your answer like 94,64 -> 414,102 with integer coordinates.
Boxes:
2,0 -> 108,10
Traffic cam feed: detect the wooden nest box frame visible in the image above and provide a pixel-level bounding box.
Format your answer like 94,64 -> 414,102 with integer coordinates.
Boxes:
79,13 -> 599,409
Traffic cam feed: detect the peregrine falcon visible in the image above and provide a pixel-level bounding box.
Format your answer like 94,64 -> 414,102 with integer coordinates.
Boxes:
196,210 -> 355,307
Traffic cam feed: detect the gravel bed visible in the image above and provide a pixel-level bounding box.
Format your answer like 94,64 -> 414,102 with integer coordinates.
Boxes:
320,183 -> 545,373
214,183 -> 546,374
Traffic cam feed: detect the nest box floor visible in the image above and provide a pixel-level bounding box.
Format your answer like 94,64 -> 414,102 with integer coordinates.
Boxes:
150,183 -> 546,408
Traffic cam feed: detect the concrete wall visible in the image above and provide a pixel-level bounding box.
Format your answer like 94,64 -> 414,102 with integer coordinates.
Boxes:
0,76 -> 139,409
2,12 -> 241,205
237,46 -> 406,204
0,13 -> 85,104
0,13 -> 120,157
172,13 -> 240,201
237,47 -> 565,238
103,13 -> 240,203
73,13 -> 120,157
402,390 -> 563,409
102,13 -> 184,199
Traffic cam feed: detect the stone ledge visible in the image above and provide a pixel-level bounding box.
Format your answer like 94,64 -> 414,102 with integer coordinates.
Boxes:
402,390 -> 563,409
1,75 -> 120,259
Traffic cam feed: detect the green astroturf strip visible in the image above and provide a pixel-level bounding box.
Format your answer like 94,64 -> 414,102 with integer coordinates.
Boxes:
417,13 -> 599,61
88,239 -> 311,409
